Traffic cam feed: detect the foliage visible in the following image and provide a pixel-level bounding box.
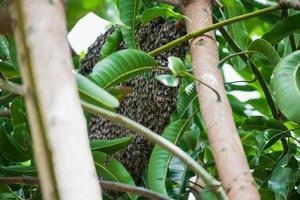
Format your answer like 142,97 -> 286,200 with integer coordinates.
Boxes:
1,0 -> 300,199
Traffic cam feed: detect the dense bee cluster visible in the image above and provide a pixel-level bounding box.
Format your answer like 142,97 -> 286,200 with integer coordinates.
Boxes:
79,18 -> 187,184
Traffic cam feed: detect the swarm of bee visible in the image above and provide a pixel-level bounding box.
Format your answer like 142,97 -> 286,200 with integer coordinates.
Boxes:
79,18 -> 187,184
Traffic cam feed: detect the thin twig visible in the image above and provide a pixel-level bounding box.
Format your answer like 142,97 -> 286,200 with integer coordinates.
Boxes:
81,101 -> 228,199
0,109 -> 11,118
0,78 -> 24,95
155,0 -> 180,7
0,177 -> 171,200
148,5 -> 281,56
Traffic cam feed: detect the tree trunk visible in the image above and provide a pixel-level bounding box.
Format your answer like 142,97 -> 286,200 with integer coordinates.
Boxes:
182,1 -> 260,199
9,0 -> 102,199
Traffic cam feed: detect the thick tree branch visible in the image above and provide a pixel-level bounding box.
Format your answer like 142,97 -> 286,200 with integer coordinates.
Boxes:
9,0 -> 102,200
182,0 -> 259,199
0,177 -> 170,200
0,77 -> 24,95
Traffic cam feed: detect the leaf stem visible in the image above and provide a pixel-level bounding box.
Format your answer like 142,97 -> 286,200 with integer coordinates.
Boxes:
81,101 -> 228,200
148,5 -> 281,56
0,77 -> 24,95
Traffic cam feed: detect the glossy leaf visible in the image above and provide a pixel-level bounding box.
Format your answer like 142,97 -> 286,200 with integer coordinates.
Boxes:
89,49 -> 158,88
168,56 -> 186,76
171,83 -> 198,120
119,0 -> 140,48
241,116 -> 286,131
148,119 -> 190,195
75,72 -> 119,109
99,28 -> 123,60
66,0 -> 124,30
0,36 -> 9,61
268,154 -> 298,199
263,13 -> 300,45
140,7 -> 188,25
271,50 -> 300,124
1,165 -> 37,177
248,39 -> 280,66
90,136 -> 133,154
223,0 -> 250,70
155,74 -> 180,87
93,151 -> 137,200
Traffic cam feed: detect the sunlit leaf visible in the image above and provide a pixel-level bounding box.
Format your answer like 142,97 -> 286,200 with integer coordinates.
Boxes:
90,136 -> 133,154
271,50 -> 300,124
89,49 -> 158,88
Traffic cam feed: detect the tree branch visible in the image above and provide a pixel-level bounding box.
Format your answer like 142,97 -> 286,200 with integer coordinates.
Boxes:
149,5 -> 281,56
0,77 -> 24,95
154,0 -> 180,7
280,0 -> 300,10
0,109 -> 10,118
0,177 -> 171,200
81,101 -> 228,200
182,0 -> 259,199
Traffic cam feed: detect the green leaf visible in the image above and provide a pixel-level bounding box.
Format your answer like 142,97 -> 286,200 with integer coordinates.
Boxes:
90,136 -> 133,154
248,39 -> 280,66
241,116 -> 287,131
223,0 -> 250,70
93,151 -> 137,200
0,62 -> 20,79
75,73 -> 119,109
168,56 -> 186,76
66,0 -> 124,30
268,154 -> 298,199
263,13 -> 300,45
0,36 -> 9,61
271,50 -> 300,124
171,83 -> 198,120
89,49 -> 158,88
11,99 -> 26,127
99,28 -> 123,60
155,74 -> 179,87
1,165 -> 37,177
119,0 -> 140,48
148,119 -> 190,195
139,7 -> 188,25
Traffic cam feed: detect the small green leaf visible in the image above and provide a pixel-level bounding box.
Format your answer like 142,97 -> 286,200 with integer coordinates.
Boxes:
271,50 -> 300,124
148,119 -> 190,195
11,99 -> 26,127
75,73 -> 119,109
119,0 -> 140,48
248,39 -> 280,66
89,49 -> 158,88
66,0 -> 124,30
0,36 -> 9,61
223,0 -> 250,70
90,136 -> 133,154
93,151 -> 137,200
168,56 -> 186,76
140,7 -> 188,25
99,28 -> 123,60
263,13 -> 300,45
241,116 -> 287,131
268,154 -> 298,199
155,74 -> 179,87
1,165 -> 37,177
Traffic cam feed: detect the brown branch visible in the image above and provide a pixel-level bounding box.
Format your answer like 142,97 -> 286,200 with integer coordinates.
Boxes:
0,177 -> 171,200
182,0 -> 259,199
280,0 -> 300,10
0,5 -> 12,35
0,109 -> 10,118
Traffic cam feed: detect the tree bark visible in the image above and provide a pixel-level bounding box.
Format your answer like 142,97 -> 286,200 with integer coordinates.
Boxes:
182,0 -> 260,199
9,0 -> 102,200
